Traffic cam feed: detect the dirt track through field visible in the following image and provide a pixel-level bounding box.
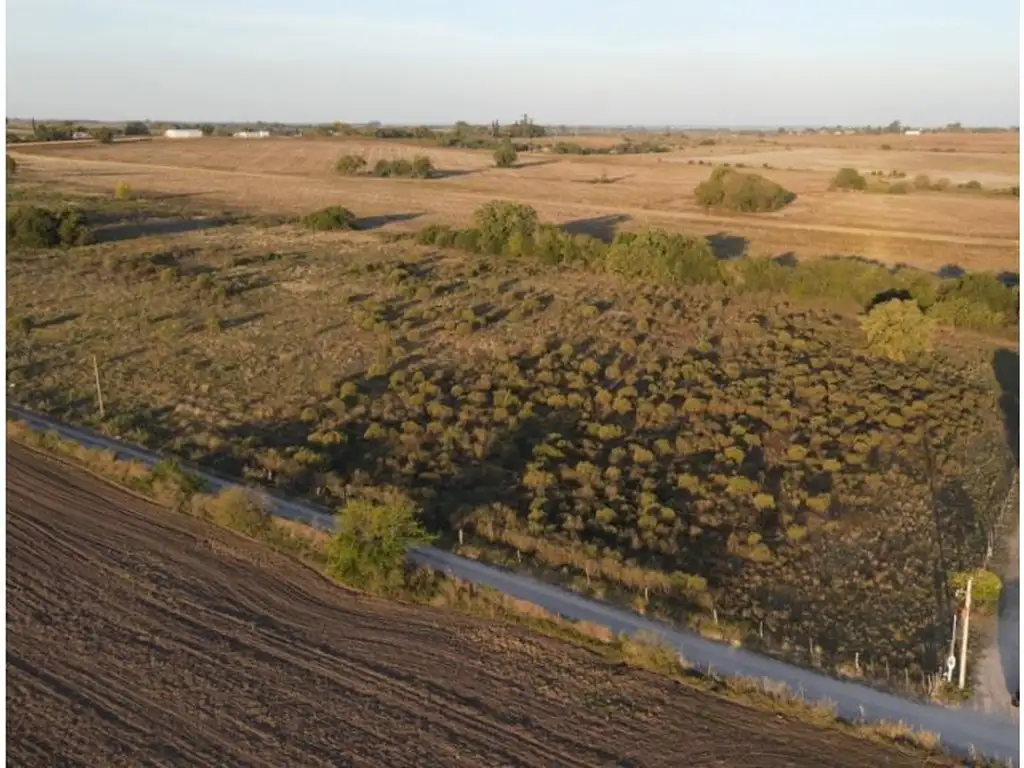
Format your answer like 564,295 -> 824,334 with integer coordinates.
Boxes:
6,442 -> 952,767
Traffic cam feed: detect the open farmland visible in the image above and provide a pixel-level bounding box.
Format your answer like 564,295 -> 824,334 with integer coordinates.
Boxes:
7,442 -> 964,768
10,129 -> 1019,274
5,158 -> 1018,709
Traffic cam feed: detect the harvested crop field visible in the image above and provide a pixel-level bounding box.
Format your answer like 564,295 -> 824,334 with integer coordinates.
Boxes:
6,442 -> 952,768
11,133 -> 1019,273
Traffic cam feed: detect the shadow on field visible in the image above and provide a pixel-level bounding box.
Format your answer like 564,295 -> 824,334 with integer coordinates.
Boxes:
430,169 -> 485,180
707,232 -> 749,260
91,215 -> 237,244
355,212 -> 423,230
562,214 -> 630,243
993,349 -> 1019,465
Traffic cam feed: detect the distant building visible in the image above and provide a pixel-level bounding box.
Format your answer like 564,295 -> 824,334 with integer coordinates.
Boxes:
71,131 -> 91,140
904,129 -> 921,136
164,128 -> 203,139
233,130 -> 270,138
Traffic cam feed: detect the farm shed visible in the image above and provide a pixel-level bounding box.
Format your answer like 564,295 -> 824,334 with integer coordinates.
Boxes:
164,128 -> 203,139
234,130 -> 270,138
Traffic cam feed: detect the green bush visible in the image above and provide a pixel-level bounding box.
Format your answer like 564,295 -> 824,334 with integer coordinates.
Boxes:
939,273 -> 1016,316
371,156 -> 433,179
93,127 -> 115,144
733,257 -> 793,293
335,154 -> 367,175
6,155 -> 15,180
606,229 -> 725,287
301,206 -> 357,231
123,121 -> 150,136
950,569 -> 1002,608
473,201 -> 538,254
831,167 -> 867,190
494,137 -> 518,168
415,224 -> 452,245
410,155 -> 434,178
325,494 -> 434,594
453,228 -> 482,252
7,206 -> 91,248
860,299 -> 935,362
927,297 -> 1008,331
694,168 -> 794,212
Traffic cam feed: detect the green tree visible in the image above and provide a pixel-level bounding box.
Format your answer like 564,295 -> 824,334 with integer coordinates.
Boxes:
93,127 -> 115,144
494,136 -> 518,168
325,495 -> 435,594
123,121 -> 150,136
860,299 -> 935,362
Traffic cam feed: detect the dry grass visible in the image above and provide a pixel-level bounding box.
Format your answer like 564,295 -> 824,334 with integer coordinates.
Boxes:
11,132 -> 1018,273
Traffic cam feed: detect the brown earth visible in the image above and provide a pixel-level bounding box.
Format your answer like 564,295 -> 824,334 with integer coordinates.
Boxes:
6,442 -> 953,768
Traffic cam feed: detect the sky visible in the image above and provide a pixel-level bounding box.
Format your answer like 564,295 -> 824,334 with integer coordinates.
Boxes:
6,0 -> 1021,127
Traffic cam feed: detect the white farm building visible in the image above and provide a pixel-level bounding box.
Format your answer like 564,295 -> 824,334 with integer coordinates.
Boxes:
164,128 -> 203,139
234,130 -> 270,138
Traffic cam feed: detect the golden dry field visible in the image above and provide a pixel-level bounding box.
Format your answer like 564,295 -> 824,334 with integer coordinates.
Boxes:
11,130 -> 1019,274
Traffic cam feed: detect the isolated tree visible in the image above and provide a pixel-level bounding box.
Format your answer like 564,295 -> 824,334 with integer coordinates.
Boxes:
325,495 -> 434,594
93,127 -> 115,144
123,121 -> 150,136
860,299 -> 935,362
494,136 -> 518,168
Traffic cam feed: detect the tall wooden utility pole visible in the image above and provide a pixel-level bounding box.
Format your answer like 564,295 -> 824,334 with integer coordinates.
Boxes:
958,576 -> 973,689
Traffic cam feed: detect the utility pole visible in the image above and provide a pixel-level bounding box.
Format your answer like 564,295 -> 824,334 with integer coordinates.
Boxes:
946,611 -> 958,682
958,576 -> 973,689
92,355 -> 105,419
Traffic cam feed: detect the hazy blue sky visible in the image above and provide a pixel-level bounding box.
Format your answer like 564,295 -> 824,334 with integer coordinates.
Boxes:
6,0 -> 1021,126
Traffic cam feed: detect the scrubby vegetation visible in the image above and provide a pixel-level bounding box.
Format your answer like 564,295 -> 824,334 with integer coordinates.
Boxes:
6,206 -> 91,248
694,168 -> 795,212
832,168 -> 868,191
301,206 -> 357,231
413,201 -> 1017,335
6,154 -> 16,180
494,137 -> 518,168
860,300 -> 935,362
373,156 -> 434,179
550,140 -> 668,156
334,154 -> 368,175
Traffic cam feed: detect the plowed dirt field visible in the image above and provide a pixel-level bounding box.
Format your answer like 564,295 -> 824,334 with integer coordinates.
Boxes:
6,443 -> 951,767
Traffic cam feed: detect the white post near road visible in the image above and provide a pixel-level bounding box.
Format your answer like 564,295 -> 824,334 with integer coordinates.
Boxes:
958,576 -> 973,690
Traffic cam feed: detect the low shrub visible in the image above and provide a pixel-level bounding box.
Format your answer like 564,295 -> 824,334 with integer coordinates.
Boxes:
6,155 -> 16,180
193,487 -> 271,536
606,229 -> 725,286
694,168 -> 794,212
7,206 -> 91,248
860,299 -> 935,362
473,201 -> 538,254
335,154 -> 367,175
114,180 -> 133,199
453,228 -> 482,252
372,156 -> 433,179
93,127 -> 115,144
887,182 -> 909,195
831,167 -> 867,191
494,137 -> 518,168
301,206 -> 357,231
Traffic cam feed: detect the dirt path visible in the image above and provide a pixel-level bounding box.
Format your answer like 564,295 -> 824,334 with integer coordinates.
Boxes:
14,151 -> 1019,250
971,472 -> 1020,722
6,442 -> 952,768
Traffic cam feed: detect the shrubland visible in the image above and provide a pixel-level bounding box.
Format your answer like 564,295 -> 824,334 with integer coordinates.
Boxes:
5,189 -> 1016,702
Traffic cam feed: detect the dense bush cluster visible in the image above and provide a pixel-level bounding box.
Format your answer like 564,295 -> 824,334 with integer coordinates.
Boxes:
694,168 -> 795,212
301,206 -> 357,231
550,140 -> 668,156
335,154 -> 433,178
412,201 -> 1017,334
831,167 -> 867,190
373,156 -> 434,179
494,138 -> 518,168
6,206 -> 91,248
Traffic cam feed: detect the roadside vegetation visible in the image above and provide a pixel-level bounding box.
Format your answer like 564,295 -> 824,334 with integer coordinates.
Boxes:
334,154 -> 435,179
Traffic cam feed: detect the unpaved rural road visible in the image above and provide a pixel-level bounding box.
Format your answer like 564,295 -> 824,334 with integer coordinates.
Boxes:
971,472 -> 1020,722
7,406 -> 1020,765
